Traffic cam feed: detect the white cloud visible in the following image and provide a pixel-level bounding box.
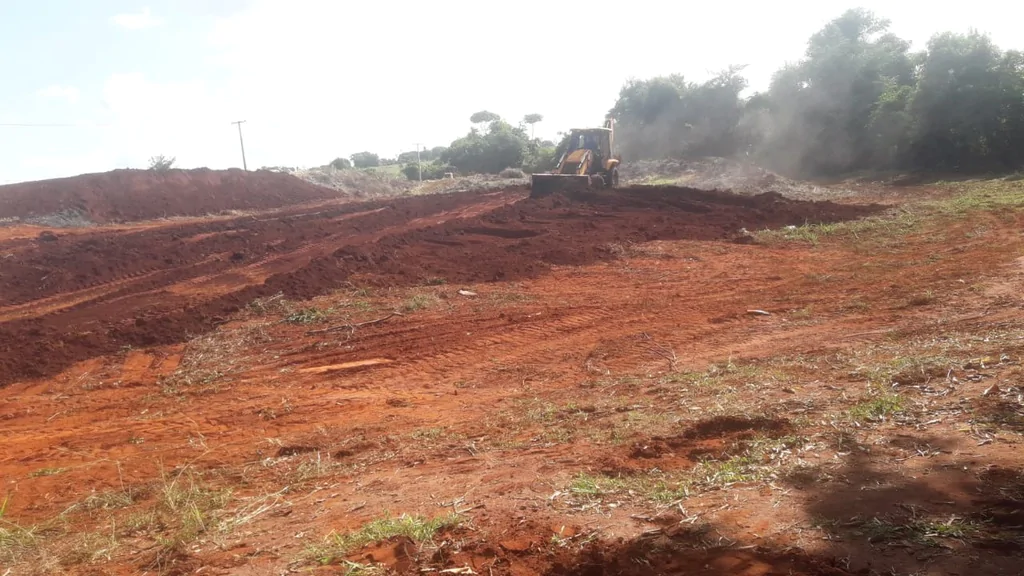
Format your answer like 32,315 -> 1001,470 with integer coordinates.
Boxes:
110,7 -> 162,30
36,85 -> 80,104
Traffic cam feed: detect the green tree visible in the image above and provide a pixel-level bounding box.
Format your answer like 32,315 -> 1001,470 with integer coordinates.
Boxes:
470,110 -> 500,124
350,151 -> 380,168
608,70 -> 747,160
443,117 -> 529,174
523,113 -> 544,138
329,157 -> 352,170
754,8 -> 917,175
906,31 -> 1024,170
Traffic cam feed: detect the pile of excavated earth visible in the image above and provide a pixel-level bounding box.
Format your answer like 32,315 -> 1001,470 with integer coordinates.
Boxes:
0,168 -> 345,224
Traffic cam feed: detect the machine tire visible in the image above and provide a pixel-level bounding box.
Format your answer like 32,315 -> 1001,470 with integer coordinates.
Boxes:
607,168 -> 619,188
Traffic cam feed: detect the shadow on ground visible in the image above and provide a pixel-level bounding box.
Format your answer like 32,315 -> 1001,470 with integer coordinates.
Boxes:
547,432 -> 1024,575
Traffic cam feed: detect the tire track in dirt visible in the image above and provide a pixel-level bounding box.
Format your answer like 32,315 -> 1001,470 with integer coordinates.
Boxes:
0,194 -> 518,323
379,306 -> 617,382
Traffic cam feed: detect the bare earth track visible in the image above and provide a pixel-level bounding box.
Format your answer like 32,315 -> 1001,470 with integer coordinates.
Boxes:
1,170 -> 1023,576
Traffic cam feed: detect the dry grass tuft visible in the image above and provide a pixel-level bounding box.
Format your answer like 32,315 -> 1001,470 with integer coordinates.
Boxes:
160,323 -> 273,394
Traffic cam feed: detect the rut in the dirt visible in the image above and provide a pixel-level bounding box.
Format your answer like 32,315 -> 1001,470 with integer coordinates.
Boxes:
0,185 -> 882,386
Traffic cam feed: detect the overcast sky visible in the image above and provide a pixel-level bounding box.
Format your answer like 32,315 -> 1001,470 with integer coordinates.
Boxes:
1,1 -> 1022,184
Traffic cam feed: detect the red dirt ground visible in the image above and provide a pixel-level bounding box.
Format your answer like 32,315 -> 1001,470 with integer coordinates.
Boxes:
0,168 -> 345,223
1,172 -> 1022,576
0,184 -> 877,386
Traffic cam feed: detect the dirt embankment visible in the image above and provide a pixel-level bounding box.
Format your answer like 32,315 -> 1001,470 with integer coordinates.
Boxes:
0,185 -> 881,386
0,168 -> 344,224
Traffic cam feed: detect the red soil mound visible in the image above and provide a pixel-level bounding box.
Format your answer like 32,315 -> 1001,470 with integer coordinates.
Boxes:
0,185 -> 881,385
0,168 -> 342,224
333,186 -> 874,285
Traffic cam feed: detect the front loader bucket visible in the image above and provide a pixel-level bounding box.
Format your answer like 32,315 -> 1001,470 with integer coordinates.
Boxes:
529,174 -> 594,198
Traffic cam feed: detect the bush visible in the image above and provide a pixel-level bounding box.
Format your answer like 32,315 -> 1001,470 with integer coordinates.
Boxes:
522,145 -> 561,174
148,155 -> 176,171
350,152 -> 380,168
401,163 -> 421,181
402,162 -> 455,181
499,167 -> 526,178
330,157 -> 352,170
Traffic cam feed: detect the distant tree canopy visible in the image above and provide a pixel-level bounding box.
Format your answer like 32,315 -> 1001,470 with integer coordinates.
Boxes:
443,117 -> 531,174
350,151 -> 380,168
609,8 -> 1024,176
610,69 -> 748,160
469,110 -> 501,124
329,157 -> 352,170
397,146 -> 447,164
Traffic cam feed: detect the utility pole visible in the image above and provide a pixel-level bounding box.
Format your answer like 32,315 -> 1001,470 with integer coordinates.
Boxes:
231,120 -> 248,171
413,142 -> 423,181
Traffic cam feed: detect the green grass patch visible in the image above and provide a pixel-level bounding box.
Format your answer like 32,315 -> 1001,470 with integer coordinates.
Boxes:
361,165 -> 404,178
849,393 -> 905,422
285,307 -> 333,324
568,473 -> 688,504
663,359 -> 795,391
848,516 -> 980,546
308,512 -> 461,565
754,208 -> 919,247
930,179 -> 1024,215
29,467 -> 69,478
756,178 -> 1024,247
691,435 -> 808,487
566,435 -> 807,504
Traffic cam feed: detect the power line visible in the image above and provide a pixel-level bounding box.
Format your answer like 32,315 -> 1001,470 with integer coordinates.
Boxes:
0,122 -> 114,127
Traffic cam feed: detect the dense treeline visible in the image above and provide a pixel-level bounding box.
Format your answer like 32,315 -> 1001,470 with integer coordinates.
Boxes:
326,114 -> 562,181
327,8 -> 1023,180
612,8 -> 1024,176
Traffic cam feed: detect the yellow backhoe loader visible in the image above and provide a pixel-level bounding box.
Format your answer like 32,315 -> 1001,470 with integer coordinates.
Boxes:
530,119 -> 620,198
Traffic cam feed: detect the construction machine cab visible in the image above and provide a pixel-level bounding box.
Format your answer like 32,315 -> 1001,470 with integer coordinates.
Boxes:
529,118 -> 620,198
567,128 -> 610,159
